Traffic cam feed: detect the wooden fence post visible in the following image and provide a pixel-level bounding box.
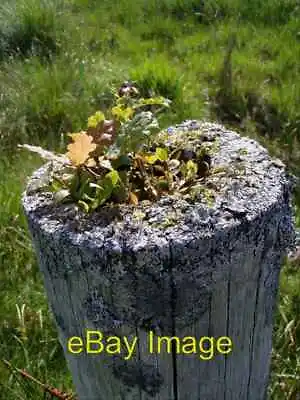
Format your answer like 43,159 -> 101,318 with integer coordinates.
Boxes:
22,121 -> 295,400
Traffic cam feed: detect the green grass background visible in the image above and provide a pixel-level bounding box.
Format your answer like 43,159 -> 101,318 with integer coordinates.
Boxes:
0,0 -> 300,398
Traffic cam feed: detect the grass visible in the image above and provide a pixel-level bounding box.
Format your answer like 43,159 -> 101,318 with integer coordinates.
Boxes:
0,153 -> 74,398
0,0 -> 299,398
0,0 -> 65,61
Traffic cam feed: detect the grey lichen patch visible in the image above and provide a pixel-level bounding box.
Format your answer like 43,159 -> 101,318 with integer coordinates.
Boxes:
155,127 -> 205,147
151,209 -> 184,229
185,185 -> 216,206
112,358 -> 164,396
132,209 -> 146,222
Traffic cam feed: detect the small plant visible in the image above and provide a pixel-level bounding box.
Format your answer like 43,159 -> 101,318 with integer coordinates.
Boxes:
20,81 -> 215,213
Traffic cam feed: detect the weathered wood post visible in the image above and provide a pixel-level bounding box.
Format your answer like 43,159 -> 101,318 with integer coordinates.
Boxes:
22,121 -> 295,400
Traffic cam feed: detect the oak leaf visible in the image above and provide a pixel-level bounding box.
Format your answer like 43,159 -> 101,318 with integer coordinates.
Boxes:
66,132 -> 97,166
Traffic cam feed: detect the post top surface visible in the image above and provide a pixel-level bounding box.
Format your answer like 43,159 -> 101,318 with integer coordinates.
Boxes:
22,120 -> 293,251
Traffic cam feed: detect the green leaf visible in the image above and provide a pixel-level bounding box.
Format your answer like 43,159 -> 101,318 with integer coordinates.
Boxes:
111,106 -> 134,121
133,96 -> 171,109
78,176 -> 91,199
89,170 -> 120,210
155,147 -> 168,161
106,170 -> 120,186
116,111 -> 160,154
78,200 -> 90,213
51,176 -> 65,192
89,182 -> 103,190
94,180 -> 114,207
186,160 -> 198,180
181,160 -> 198,181
186,159 -> 197,170
156,179 -> 169,190
83,192 -> 97,202
87,111 -> 105,128
69,171 -> 80,199
144,154 -> 158,164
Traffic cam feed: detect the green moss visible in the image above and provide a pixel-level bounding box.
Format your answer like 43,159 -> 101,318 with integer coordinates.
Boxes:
152,210 -> 182,228
238,147 -> 248,155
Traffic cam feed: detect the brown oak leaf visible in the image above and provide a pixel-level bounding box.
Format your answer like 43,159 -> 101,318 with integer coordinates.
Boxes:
66,131 -> 97,166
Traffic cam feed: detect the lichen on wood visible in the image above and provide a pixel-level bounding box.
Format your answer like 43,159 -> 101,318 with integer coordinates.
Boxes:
22,120 -> 295,400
